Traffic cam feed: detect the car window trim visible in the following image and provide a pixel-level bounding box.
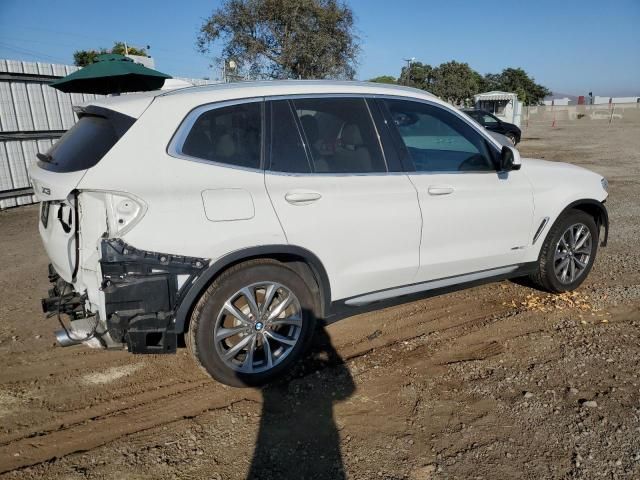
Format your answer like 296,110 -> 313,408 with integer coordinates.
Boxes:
167,93 -> 503,175
166,96 -> 266,173
266,93 -> 504,154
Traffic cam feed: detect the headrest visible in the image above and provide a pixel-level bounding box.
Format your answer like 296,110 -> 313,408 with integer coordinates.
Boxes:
215,134 -> 235,158
341,123 -> 363,146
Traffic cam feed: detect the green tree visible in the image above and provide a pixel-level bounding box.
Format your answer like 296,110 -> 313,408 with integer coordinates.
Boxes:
197,0 -> 360,80
399,61 -> 435,90
368,75 -> 397,84
483,68 -> 550,105
431,61 -> 483,105
73,42 -> 148,66
394,60 -> 550,106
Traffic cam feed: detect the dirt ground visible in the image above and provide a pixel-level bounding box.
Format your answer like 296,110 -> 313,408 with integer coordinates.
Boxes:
0,121 -> 639,480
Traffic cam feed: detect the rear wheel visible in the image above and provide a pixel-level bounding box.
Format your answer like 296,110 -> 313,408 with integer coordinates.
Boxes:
187,259 -> 317,387
529,209 -> 599,292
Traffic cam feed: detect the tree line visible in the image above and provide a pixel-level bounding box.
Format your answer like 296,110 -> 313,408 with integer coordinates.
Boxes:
370,61 -> 550,106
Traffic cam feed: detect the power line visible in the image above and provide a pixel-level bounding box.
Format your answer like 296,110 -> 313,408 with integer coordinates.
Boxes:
0,41 -> 67,64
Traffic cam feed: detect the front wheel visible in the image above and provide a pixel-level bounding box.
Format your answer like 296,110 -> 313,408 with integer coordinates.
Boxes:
529,209 -> 599,293
187,259 -> 317,387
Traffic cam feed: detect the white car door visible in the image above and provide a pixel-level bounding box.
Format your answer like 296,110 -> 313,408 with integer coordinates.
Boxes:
264,97 -> 422,301
379,98 -> 534,283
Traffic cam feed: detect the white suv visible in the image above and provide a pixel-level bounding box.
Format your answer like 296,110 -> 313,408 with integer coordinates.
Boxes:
29,81 -> 609,387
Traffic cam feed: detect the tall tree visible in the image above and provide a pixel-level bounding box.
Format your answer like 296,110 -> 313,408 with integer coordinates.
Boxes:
483,68 -> 550,105
431,61 -> 483,105
197,0 -> 360,80
73,42 -> 148,67
399,61 -> 435,90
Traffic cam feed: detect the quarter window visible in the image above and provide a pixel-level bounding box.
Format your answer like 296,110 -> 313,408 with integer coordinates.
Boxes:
384,99 -> 495,172
181,102 -> 262,169
291,97 -> 386,174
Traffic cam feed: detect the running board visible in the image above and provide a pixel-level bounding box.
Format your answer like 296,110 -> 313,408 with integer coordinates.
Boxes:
344,266 -> 520,307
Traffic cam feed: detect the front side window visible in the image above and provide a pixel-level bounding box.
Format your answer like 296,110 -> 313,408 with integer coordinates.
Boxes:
291,97 -> 386,174
384,99 -> 495,172
181,102 -> 262,169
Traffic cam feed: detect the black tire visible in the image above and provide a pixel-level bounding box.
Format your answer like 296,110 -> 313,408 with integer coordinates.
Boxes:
186,259 -> 317,387
529,209 -> 599,293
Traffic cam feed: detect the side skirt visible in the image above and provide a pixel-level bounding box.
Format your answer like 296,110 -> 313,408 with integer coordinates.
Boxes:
324,262 -> 538,323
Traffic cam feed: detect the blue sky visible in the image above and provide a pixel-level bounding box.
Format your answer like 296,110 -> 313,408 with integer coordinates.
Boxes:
0,0 -> 638,96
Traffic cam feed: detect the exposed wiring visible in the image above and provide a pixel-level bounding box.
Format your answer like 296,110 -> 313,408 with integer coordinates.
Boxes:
56,283 -> 99,342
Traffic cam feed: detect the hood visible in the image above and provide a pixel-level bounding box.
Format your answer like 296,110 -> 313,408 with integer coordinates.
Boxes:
522,157 -> 592,174
521,157 -> 608,203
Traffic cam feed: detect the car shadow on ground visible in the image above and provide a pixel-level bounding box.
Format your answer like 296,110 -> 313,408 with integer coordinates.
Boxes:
246,325 -> 355,480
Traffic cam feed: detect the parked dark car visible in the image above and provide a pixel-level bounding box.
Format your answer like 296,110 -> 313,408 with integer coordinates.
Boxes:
462,109 -> 521,145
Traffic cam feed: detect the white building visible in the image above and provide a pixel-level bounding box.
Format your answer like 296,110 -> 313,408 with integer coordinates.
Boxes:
543,97 -> 571,106
594,95 -> 640,105
473,91 -> 522,126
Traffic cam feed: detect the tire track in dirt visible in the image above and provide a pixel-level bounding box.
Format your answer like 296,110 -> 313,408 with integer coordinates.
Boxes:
0,379 -> 210,448
0,383 -> 261,473
0,297 -> 518,474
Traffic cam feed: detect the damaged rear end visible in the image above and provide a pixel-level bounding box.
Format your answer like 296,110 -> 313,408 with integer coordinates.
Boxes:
29,94 -> 207,353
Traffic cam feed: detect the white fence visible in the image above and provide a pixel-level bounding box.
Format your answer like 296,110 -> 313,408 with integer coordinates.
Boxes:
0,59 -> 105,209
0,59 -> 216,210
522,103 -> 640,128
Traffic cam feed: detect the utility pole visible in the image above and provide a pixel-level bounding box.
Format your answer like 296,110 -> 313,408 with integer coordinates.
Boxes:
402,57 -> 415,85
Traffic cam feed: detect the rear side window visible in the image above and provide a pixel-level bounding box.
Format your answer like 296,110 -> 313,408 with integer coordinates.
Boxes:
291,97 -> 386,174
181,102 -> 262,169
269,100 -> 311,173
38,115 -> 120,173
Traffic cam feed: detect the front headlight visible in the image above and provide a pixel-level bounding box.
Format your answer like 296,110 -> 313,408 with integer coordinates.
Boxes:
601,177 -> 609,192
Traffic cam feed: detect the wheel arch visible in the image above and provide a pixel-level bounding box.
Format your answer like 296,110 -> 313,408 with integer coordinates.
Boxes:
562,199 -> 609,246
174,245 -> 331,334
539,199 -> 609,255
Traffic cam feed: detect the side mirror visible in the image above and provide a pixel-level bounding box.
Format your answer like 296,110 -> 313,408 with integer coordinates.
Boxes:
500,145 -> 521,171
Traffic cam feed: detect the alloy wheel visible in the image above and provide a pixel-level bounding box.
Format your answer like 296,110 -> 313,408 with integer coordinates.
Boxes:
554,223 -> 592,284
213,282 -> 303,374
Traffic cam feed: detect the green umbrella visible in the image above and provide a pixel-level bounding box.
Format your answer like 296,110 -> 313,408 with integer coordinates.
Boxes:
50,54 -> 172,94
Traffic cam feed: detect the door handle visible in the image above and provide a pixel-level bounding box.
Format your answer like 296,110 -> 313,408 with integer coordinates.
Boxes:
427,185 -> 454,196
284,191 -> 322,205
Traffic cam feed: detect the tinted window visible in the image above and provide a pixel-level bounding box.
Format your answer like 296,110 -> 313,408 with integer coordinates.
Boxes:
182,102 -> 261,169
482,113 -> 498,125
269,100 -> 311,173
292,97 -> 386,173
38,115 -> 119,173
385,100 -> 494,172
